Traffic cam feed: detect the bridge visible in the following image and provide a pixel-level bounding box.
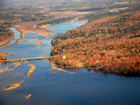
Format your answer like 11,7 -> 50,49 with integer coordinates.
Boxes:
0,56 -> 50,63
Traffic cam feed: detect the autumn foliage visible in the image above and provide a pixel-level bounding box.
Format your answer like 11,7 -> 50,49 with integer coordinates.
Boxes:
0,53 -> 5,60
50,9 -> 140,76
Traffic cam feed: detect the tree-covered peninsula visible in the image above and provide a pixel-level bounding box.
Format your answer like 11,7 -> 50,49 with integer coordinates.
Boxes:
50,3 -> 140,76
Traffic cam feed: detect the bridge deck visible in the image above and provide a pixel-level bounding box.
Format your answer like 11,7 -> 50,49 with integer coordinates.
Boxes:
0,56 -> 50,63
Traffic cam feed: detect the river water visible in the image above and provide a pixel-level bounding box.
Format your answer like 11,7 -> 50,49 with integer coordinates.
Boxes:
0,21 -> 140,105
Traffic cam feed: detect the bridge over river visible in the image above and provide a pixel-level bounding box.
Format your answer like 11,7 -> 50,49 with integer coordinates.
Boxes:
0,56 -> 50,63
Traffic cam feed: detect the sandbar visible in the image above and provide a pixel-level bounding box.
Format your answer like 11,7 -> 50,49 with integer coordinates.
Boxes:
10,62 -> 22,68
0,20 -> 56,48
27,64 -> 36,78
0,62 -> 22,73
41,51 -> 46,57
51,71 -> 58,73
40,24 -> 51,30
36,40 -> 43,48
0,66 -> 14,73
26,94 -> 32,99
13,21 -> 55,40
52,66 -> 75,73
3,80 -> 24,91
51,62 -> 75,74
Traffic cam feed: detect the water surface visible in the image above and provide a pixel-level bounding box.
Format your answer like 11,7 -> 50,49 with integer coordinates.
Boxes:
0,21 -> 140,105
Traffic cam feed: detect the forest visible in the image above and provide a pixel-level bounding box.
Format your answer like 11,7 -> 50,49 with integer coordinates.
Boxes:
50,3 -> 140,76
38,17 -> 74,25
1,0 -> 140,76
1,0 -> 139,42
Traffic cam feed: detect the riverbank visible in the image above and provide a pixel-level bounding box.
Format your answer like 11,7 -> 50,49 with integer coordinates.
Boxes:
12,22 -> 55,39
49,10 -> 140,77
49,55 -> 140,76
0,31 -> 14,46
0,20 -> 56,47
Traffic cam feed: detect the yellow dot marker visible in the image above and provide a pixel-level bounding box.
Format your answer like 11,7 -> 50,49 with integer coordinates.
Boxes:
63,55 -> 66,59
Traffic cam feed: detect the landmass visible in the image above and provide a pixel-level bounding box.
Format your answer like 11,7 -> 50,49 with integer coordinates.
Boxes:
0,21 -> 55,50
49,3 -> 140,76
27,64 -> 36,78
3,80 -> 24,91
26,94 -> 32,99
1,0 -> 140,76
12,21 -> 55,39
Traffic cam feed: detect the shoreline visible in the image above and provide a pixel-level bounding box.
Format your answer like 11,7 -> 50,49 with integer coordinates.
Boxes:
0,18 -> 86,47
13,23 -> 55,39
0,31 -> 15,46
49,60 -> 140,77
0,21 -> 56,48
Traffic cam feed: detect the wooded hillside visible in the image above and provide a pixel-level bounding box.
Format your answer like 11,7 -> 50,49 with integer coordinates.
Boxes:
50,4 -> 140,76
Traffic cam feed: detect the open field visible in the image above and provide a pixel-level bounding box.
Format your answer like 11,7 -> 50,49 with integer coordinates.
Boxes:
50,11 -> 94,17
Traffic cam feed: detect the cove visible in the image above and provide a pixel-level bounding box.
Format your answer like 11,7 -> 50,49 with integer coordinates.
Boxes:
0,20 -> 140,105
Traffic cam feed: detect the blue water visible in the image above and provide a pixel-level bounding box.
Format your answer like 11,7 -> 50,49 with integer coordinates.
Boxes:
0,27 -> 21,48
0,21 -> 140,105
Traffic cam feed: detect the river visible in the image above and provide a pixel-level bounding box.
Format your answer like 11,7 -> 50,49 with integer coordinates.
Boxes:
0,21 -> 140,105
